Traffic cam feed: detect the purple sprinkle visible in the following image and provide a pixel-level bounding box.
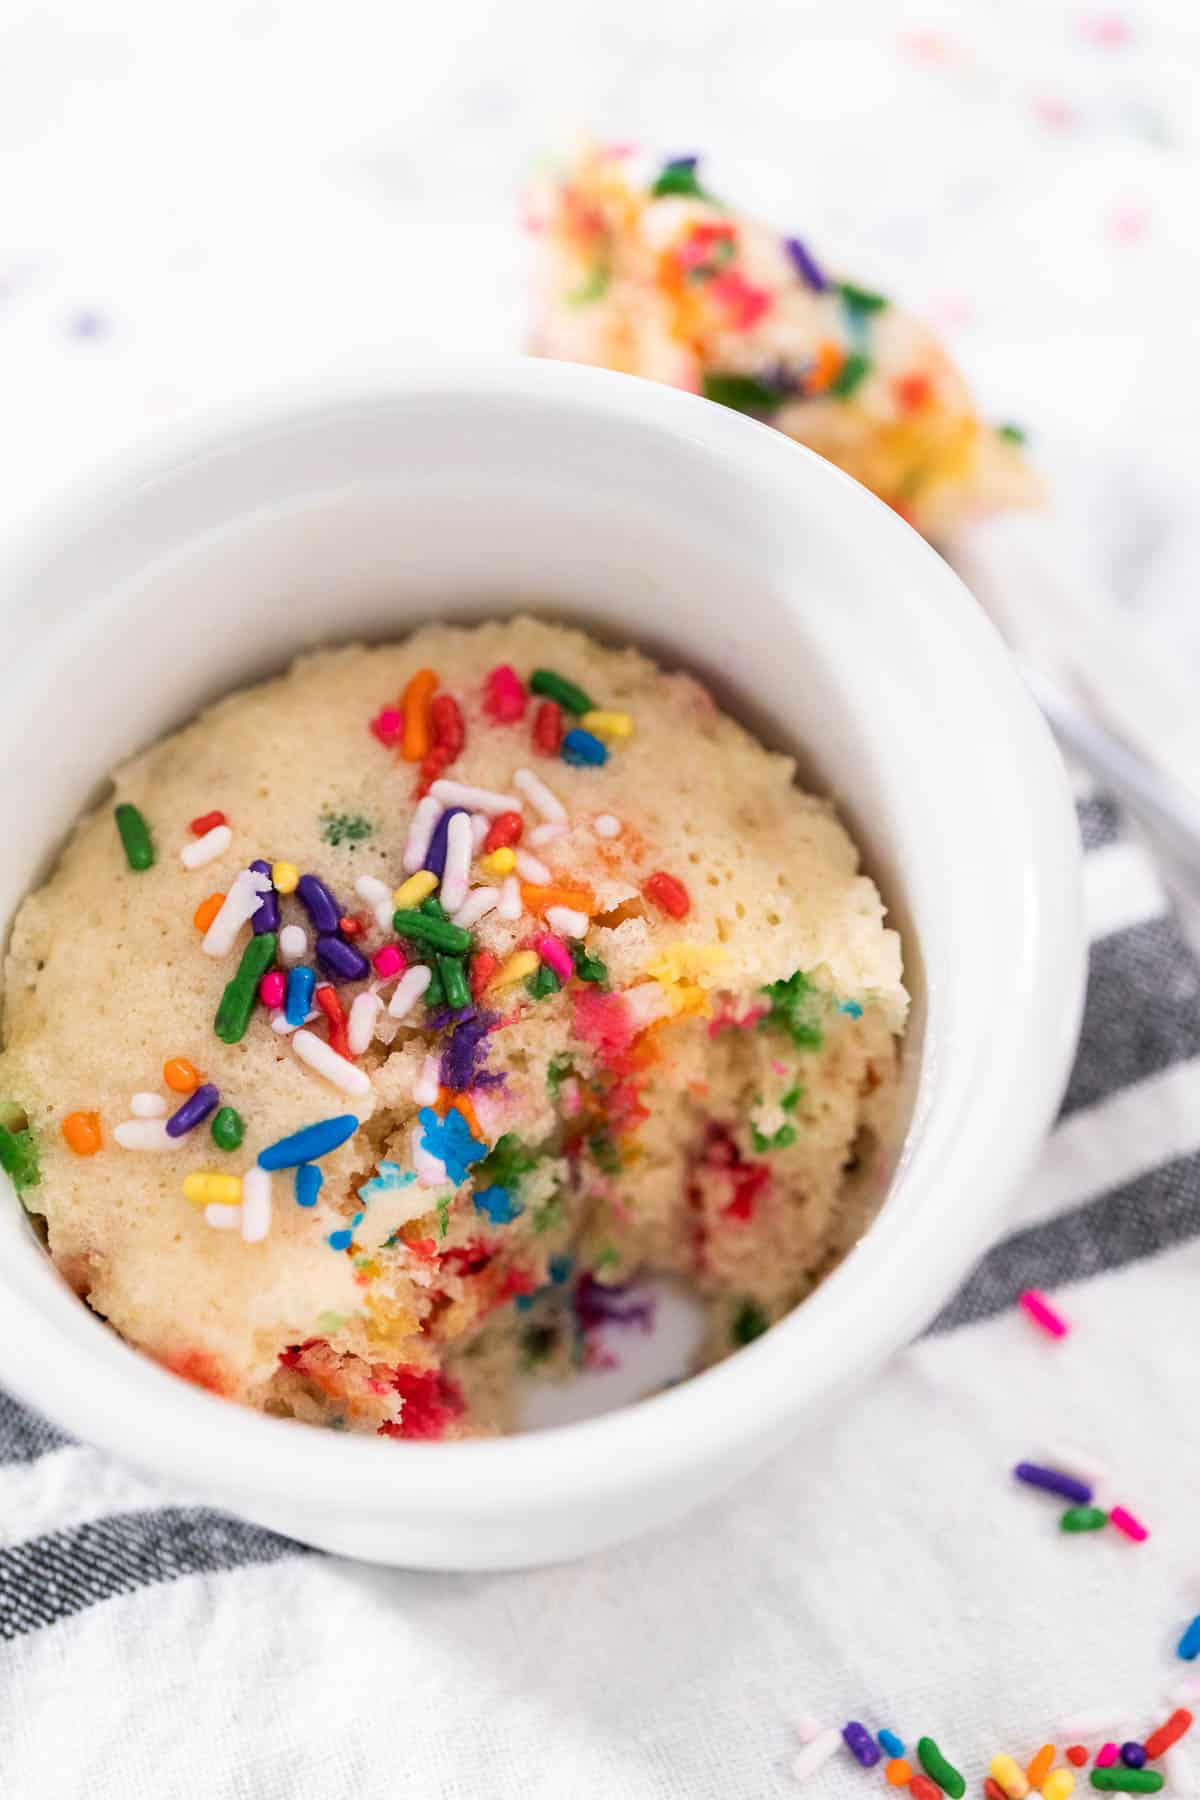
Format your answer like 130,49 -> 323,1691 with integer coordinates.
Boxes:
165,1083 -> 220,1139
1013,1461 -> 1093,1505
841,1723 -> 880,1769
315,934 -> 370,982
249,859 -> 280,935
784,235 -> 828,293
575,1274 -> 655,1334
295,874 -> 340,933
664,154 -> 698,173
440,1010 -> 498,1092
66,308 -> 110,340
423,807 -> 467,881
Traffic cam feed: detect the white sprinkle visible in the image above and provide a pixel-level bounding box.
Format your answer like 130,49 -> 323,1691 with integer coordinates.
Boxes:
1056,1707 -> 1135,1736
452,887 -> 499,929
292,1029 -> 372,1096
439,810 -> 474,915
414,1053 -> 441,1107
240,1166 -> 272,1243
205,1203 -> 242,1231
498,875 -> 522,921
347,991 -> 381,1056
529,821 -> 565,848
791,1729 -> 841,1782
470,813 -> 489,852
202,868 -> 271,958
388,964 -> 432,1020
546,905 -> 589,938
515,849 -> 551,885
180,824 -> 232,870
430,778 -> 520,816
114,1119 -> 173,1151
270,1008 -> 317,1036
130,1092 -> 167,1119
403,795 -> 443,873
278,923 -> 309,966
413,1123 -> 448,1188
593,813 -> 621,839
354,874 -> 396,932
794,1717 -> 826,1744
514,767 -> 567,823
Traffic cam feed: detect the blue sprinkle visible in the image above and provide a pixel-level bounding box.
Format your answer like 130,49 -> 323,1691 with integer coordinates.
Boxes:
259,1112 -> 359,1170
358,1160 -> 415,1203
327,1228 -> 353,1252
418,1105 -> 487,1185
474,1185 -> 524,1225
1178,1613 -> 1200,1660
561,728 -> 607,767
294,1164 -> 323,1208
285,965 -> 316,1027
877,1729 -> 905,1758
838,999 -> 863,1018
351,1211 -> 364,1228
549,1254 -> 573,1284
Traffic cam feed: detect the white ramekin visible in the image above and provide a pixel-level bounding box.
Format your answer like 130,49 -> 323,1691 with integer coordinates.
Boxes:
0,361 -> 1083,1569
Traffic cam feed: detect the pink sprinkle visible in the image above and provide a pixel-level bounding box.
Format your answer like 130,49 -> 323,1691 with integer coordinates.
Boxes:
1080,11 -> 1132,47
1110,204 -> 1150,245
373,944 -> 406,978
483,665 -> 527,724
536,933 -> 573,982
1019,1288 -> 1069,1338
259,970 -> 285,1009
1110,1504 -> 1149,1543
1034,94 -> 1078,131
1096,1744 -> 1119,1767
370,706 -> 403,748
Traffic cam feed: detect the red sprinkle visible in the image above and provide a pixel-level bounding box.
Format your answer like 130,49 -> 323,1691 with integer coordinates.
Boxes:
1066,1747 -> 1089,1767
431,693 -> 465,756
894,371 -> 932,412
469,949 -> 499,999
383,1366 -> 465,1441
643,870 -> 691,919
983,1782 -> 1007,1800
189,810 -> 227,837
707,268 -> 772,330
370,706 -> 403,748
338,914 -> 364,938
1144,1708 -> 1193,1759
909,1781 -> 942,1800
484,810 -> 524,852
533,698 -> 563,755
483,664 -> 527,723
315,984 -> 351,1060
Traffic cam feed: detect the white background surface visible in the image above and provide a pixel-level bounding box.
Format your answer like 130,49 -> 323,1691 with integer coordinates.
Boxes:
2,3 -> 1200,1795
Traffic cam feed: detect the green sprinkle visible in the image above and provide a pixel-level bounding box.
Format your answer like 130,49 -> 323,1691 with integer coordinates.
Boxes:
532,1193 -> 563,1234
438,955 -> 471,1010
525,963 -> 561,1001
210,1106 -> 245,1152
314,1310 -> 346,1334
567,263 -> 610,307
214,932 -> 277,1044
0,1121 -> 39,1194
437,1195 -> 450,1238
997,421 -> 1028,445
423,960 -> 446,1006
419,896 -> 446,919
529,669 -> 594,717
781,1086 -> 800,1112
588,1132 -> 621,1175
476,1133 -> 538,1191
649,158 -> 716,202
830,351 -> 872,398
594,1243 -> 620,1271
750,1121 -> 797,1153
1060,1504 -> 1108,1532
838,280 -> 888,315
569,940 -> 608,985
391,911 -> 471,954
113,803 -> 154,872
1090,1774 -> 1163,1793
732,1298 -> 768,1346
319,812 -> 374,848
759,970 -> 824,1050
701,372 -> 781,417
546,1053 -> 574,1098
916,1738 -> 965,1800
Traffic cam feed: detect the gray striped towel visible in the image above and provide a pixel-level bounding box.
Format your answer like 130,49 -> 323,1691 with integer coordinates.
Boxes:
2,786 -> 1197,1799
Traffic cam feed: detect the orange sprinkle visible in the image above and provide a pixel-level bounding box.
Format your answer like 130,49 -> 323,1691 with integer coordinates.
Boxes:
895,370 -> 932,412
521,881 -> 596,918
400,667 -> 438,763
193,892 -> 224,932
435,1088 -> 484,1142
61,1111 -> 102,1156
808,339 -> 845,394
885,1761 -> 913,1787
1026,1745 -> 1055,1787
163,1057 -> 201,1094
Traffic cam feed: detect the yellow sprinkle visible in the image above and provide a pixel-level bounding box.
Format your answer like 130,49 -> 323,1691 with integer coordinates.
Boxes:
271,860 -> 299,894
989,1756 -> 1030,1800
487,950 -> 539,992
1042,1774 -> 1074,1800
581,709 -> 634,741
647,943 -> 729,988
481,848 -> 517,876
393,870 -> 438,908
183,1171 -> 243,1207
